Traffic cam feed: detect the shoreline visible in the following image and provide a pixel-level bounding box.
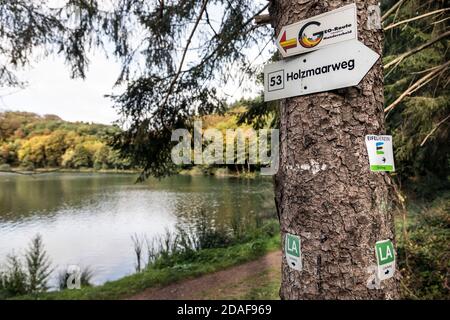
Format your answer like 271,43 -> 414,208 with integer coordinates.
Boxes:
0,166 -> 262,178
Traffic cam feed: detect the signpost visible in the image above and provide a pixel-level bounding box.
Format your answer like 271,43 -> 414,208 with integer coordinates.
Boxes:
375,240 -> 396,281
274,2 -> 399,298
264,40 -> 380,102
285,233 -> 302,271
276,3 -> 357,58
365,135 -> 395,172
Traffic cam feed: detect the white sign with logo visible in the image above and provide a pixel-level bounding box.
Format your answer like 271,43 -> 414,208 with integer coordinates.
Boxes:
285,233 -> 302,271
375,239 -> 396,281
264,40 -> 380,101
365,135 -> 395,172
276,3 -> 357,58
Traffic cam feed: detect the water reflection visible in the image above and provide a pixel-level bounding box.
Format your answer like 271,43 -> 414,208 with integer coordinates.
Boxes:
0,173 -> 275,286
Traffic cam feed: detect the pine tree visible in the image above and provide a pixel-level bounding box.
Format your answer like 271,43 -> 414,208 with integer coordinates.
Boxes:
269,0 -> 400,299
25,234 -> 52,294
382,0 -> 449,196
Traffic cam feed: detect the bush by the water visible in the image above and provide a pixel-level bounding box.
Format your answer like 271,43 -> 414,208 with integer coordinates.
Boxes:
131,217 -> 280,272
0,234 -> 52,298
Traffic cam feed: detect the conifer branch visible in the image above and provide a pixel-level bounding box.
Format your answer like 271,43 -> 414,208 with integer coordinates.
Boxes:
420,114 -> 450,147
384,8 -> 449,31
384,31 -> 450,70
382,0 -> 408,22
384,61 -> 449,114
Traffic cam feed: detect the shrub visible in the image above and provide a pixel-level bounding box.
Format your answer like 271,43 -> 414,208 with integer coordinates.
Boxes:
194,210 -> 234,249
0,254 -> 29,298
397,195 -> 450,299
0,234 -> 52,298
25,234 -> 52,294
0,163 -> 11,171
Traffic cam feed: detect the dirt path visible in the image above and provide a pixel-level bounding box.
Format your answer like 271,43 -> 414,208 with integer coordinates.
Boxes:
128,251 -> 282,300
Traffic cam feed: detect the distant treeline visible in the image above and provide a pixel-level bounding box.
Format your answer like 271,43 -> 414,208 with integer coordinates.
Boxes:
0,107 -> 264,173
0,111 -> 131,170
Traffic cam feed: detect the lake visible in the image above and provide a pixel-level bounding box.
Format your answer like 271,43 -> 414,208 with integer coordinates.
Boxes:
0,173 -> 275,287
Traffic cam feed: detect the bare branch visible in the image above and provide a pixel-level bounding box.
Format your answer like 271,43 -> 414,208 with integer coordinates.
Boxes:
254,14 -> 272,25
420,114 -> 450,147
382,0 -> 408,22
159,0 -> 209,110
163,2 -> 270,81
384,31 -> 450,70
384,61 -> 449,114
384,8 -> 449,31
432,17 -> 450,25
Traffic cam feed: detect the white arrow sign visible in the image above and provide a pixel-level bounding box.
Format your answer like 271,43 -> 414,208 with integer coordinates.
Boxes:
276,3 -> 357,58
365,135 -> 395,172
264,40 -> 380,102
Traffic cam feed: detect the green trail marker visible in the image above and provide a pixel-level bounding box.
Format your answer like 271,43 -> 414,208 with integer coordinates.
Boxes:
375,239 -> 395,280
285,233 -> 302,271
365,135 -> 395,172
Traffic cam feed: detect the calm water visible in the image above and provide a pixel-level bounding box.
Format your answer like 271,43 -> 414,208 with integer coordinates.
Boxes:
0,173 -> 275,287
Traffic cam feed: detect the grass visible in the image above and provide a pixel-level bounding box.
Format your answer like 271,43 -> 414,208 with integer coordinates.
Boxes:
198,269 -> 281,300
396,192 -> 449,299
239,271 -> 280,300
11,234 -> 280,300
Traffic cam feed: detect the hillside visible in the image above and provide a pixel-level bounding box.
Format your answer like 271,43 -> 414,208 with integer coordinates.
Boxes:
0,111 -> 129,170
0,105 -> 261,172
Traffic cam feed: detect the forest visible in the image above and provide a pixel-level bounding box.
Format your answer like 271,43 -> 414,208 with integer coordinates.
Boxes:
0,111 -> 130,170
0,104 -> 261,174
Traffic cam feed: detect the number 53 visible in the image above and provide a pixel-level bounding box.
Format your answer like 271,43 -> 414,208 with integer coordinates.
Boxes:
270,75 -> 282,87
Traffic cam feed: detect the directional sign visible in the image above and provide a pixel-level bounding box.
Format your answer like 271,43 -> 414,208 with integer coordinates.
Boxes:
365,135 -> 395,172
285,233 -> 302,271
375,239 -> 395,281
264,40 -> 380,101
276,3 -> 357,58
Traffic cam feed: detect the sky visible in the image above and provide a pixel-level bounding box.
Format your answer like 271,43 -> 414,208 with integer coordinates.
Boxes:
0,47 -> 267,126
0,1 -> 270,125
0,54 -> 123,125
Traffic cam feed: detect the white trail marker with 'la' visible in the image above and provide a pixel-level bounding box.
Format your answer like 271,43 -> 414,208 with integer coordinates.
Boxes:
375,239 -> 396,281
285,233 -> 302,271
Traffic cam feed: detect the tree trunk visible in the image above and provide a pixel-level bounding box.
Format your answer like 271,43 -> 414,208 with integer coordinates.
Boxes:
270,0 -> 400,299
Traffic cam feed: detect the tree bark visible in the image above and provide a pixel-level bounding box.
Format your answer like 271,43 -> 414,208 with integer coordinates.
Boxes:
270,0 -> 400,299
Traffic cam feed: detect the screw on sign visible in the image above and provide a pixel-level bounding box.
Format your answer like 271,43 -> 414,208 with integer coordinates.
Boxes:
285,233 -> 302,271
